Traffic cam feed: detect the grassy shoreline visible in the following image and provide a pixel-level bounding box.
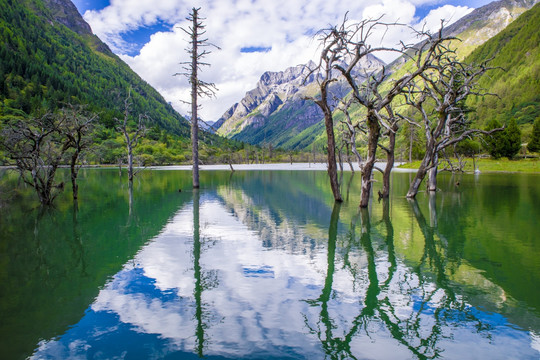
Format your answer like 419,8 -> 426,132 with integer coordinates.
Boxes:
398,157 -> 540,173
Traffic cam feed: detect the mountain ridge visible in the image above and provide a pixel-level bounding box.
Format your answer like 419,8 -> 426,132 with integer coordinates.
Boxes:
216,56 -> 383,148
217,0 -> 539,150
1,0 -> 246,166
0,0 -> 190,135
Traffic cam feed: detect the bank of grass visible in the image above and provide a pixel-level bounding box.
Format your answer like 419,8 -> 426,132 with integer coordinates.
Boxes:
399,157 -> 540,173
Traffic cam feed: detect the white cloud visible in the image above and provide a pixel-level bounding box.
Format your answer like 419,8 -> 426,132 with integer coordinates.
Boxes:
419,5 -> 474,33
83,0 -> 475,121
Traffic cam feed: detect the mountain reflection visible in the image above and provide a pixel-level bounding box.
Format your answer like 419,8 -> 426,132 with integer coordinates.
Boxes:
26,171 -> 540,359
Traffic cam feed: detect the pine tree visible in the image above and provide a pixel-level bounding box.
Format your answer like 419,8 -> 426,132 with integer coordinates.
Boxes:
527,117 -> 540,153
502,118 -> 522,158
484,119 -> 505,159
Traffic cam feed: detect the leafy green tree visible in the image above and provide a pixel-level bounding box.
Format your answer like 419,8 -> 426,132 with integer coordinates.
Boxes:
484,118 -> 522,159
502,118 -> 522,158
527,117 -> 540,153
484,119 -> 505,158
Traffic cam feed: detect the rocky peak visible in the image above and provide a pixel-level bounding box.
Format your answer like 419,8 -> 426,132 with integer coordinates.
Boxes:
215,55 -> 384,141
259,61 -> 317,88
443,0 -> 539,38
41,0 -> 93,36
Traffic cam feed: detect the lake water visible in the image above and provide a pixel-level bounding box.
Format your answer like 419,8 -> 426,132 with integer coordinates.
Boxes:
0,167 -> 539,359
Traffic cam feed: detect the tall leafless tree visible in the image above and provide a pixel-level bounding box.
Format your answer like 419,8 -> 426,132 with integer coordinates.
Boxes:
175,7 -> 219,189
115,88 -> 147,183
305,19 -> 355,202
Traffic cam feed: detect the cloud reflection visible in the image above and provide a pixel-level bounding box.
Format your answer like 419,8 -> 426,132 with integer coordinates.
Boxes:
31,190 -> 540,359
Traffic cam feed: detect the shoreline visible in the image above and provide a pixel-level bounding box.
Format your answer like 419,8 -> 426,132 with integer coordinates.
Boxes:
148,162 -> 413,172
1,161 -> 538,173
0,162 -> 412,173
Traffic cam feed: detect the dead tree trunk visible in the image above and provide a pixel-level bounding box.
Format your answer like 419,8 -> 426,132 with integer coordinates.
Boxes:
116,89 -> 146,183
323,106 -> 342,202
427,153 -> 438,192
360,113 -> 380,207
407,154 -> 433,198
70,153 -> 79,200
305,30 -> 343,202
190,10 -> 200,188
127,144 -> 134,181
60,105 -> 95,200
176,7 -> 219,189
402,56 -> 504,198
381,123 -> 397,198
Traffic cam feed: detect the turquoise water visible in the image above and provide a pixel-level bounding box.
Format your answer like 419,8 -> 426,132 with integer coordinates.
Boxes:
0,169 -> 539,359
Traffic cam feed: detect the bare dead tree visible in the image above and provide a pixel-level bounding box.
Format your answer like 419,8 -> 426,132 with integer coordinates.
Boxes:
115,88 -> 147,183
175,7 -> 219,189
337,96 -> 365,170
332,20 -> 458,207
376,104 -> 399,198
1,113 -> 66,205
59,104 -> 97,200
304,26 -> 344,202
400,57 -> 504,198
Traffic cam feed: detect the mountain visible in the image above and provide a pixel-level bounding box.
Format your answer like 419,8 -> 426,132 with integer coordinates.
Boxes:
215,57 -> 384,148
0,0 -> 189,136
443,0 -> 538,57
465,1 -> 540,129
217,0 -> 538,151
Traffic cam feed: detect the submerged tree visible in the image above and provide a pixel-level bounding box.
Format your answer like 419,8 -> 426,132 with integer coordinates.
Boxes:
116,88 -> 147,183
59,105 -> 97,200
330,20 -> 455,206
1,113 -> 66,205
401,57 -> 503,198
306,28 -> 346,202
1,105 -> 98,204
176,7 -> 219,189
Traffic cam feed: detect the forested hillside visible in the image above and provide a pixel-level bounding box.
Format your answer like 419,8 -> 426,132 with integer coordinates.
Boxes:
0,0 -> 189,134
0,0 -> 246,165
466,2 -> 540,136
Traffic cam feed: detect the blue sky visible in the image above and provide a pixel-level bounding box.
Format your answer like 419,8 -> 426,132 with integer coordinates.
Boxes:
72,0 -> 494,120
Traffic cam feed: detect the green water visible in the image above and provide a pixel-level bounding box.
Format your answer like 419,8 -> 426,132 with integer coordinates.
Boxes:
0,168 -> 539,359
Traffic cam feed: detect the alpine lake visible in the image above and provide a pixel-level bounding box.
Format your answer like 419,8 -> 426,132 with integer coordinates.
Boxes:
0,166 -> 539,360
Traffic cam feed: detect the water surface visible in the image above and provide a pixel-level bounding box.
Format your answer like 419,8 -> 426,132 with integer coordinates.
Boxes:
0,168 -> 539,359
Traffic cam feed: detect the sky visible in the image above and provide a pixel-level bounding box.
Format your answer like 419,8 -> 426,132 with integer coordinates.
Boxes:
71,0 -> 493,122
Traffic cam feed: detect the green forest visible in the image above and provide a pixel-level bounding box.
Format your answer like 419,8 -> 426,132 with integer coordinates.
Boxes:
1,0 -> 539,170
0,0 -> 251,166
466,2 -> 540,138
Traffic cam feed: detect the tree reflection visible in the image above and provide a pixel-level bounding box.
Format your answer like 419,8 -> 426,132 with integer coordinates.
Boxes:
305,194 -> 500,359
381,198 -> 396,289
192,189 -> 219,357
345,172 -> 355,202
305,202 -> 359,359
71,201 -> 88,278
193,189 -> 205,357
